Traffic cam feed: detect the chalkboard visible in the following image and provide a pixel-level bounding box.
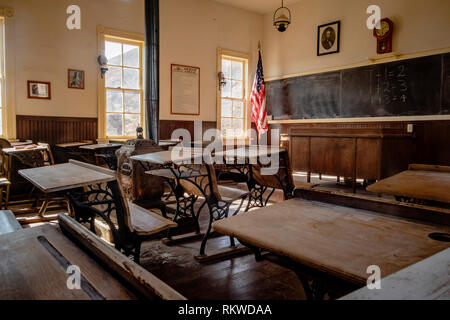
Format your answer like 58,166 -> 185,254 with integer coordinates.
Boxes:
266,53 -> 450,120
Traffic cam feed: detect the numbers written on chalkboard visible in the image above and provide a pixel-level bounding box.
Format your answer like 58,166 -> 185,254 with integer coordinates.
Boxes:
373,64 -> 408,106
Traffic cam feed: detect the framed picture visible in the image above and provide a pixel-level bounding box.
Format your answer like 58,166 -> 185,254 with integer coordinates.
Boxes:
317,21 -> 340,56
170,64 -> 200,115
68,69 -> 85,89
27,81 -> 51,99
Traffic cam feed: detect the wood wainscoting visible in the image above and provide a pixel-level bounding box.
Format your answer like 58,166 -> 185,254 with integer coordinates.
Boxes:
16,115 -> 98,145
272,120 -> 450,168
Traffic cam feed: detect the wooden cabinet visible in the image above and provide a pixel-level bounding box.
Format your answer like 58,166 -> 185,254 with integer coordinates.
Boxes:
288,127 -> 416,192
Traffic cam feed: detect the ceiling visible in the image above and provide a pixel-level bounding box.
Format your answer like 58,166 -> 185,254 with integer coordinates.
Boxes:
213,0 -> 302,14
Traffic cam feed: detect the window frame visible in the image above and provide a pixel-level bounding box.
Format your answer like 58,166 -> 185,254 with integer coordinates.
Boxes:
216,48 -> 250,140
0,17 -> 6,137
97,26 -> 145,142
0,10 -> 16,140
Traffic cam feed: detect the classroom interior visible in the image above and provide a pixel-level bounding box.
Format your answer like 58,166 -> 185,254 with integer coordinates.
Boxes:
0,0 -> 449,301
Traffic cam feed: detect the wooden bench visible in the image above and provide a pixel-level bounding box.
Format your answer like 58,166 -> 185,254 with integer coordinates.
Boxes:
147,168 -> 249,204
0,210 -> 22,235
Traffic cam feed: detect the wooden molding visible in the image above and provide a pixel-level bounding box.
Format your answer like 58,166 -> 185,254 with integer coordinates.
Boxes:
266,47 -> 450,82
269,115 -> 450,125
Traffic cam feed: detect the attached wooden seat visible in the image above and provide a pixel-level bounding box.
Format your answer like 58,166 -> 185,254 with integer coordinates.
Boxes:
128,201 -> 177,236
68,162 -> 177,263
0,178 -> 10,186
217,185 -> 249,203
0,210 -> 22,235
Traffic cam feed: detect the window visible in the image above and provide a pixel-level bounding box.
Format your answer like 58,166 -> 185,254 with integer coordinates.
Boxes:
102,33 -> 144,139
217,50 -> 248,138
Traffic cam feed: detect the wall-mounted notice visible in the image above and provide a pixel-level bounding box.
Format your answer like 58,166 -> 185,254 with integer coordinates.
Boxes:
171,64 -> 200,115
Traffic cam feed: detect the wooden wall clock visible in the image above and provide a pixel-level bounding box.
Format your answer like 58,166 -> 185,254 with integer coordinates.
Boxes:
373,18 -> 393,54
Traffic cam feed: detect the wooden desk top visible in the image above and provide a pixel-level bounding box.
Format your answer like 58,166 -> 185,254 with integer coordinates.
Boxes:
367,164 -> 450,204
19,160 -> 115,193
131,148 -> 204,165
79,143 -> 122,150
215,146 -> 286,160
10,140 -> 33,147
213,199 -> 450,286
0,224 -> 136,300
158,140 -> 180,148
2,145 -> 47,154
55,141 -> 93,148
340,248 -> 450,300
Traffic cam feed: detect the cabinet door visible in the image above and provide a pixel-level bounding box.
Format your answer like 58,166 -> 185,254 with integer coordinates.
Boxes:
310,137 -> 354,177
356,138 -> 381,180
290,137 -> 310,172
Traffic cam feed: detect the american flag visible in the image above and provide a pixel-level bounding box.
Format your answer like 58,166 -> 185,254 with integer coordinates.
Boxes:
251,50 -> 268,137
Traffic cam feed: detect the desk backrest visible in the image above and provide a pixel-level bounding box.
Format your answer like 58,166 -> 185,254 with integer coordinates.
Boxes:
250,149 -> 295,199
408,164 -> 450,173
58,214 -> 186,300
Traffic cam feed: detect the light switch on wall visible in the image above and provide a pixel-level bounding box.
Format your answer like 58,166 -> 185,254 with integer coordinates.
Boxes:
407,124 -> 414,133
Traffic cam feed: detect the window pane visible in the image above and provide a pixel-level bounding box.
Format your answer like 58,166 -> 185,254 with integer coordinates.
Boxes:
222,59 -> 231,79
106,90 -> 123,112
123,44 -> 139,68
221,80 -> 231,98
233,101 -> 243,118
221,118 -> 232,136
106,67 -> 122,88
107,114 -> 123,136
124,91 -> 140,113
231,61 -> 243,80
231,81 -> 242,99
105,41 -> 122,66
233,119 -> 243,136
124,114 -> 140,136
221,99 -> 232,117
123,68 -> 139,89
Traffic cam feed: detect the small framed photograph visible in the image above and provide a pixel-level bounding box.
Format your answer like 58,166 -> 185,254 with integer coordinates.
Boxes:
317,21 -> 340,56
27,81 -> 51,99
68,69 -> 85,89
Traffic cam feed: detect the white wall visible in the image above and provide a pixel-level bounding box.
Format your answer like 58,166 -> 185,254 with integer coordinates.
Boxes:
262,0 -> 450,79
0,0 -> 263,127
0,0 -> 145,119
160,0 -> 263,121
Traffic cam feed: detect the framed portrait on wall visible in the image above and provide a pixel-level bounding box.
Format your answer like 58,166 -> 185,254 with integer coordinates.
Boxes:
27,81 -> 51,99
68,69 -> 85,89
317,21 -> 340,56
171,64 -> 200,115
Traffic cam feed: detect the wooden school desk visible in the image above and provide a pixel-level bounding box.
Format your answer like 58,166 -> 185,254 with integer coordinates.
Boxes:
212,198 -> 450,300
367,164 -> 450,204
341,247 -> 450,300
0,214 -> 185,300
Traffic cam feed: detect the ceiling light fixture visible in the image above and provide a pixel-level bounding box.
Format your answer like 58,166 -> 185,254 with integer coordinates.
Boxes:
273,0 -> 291,32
